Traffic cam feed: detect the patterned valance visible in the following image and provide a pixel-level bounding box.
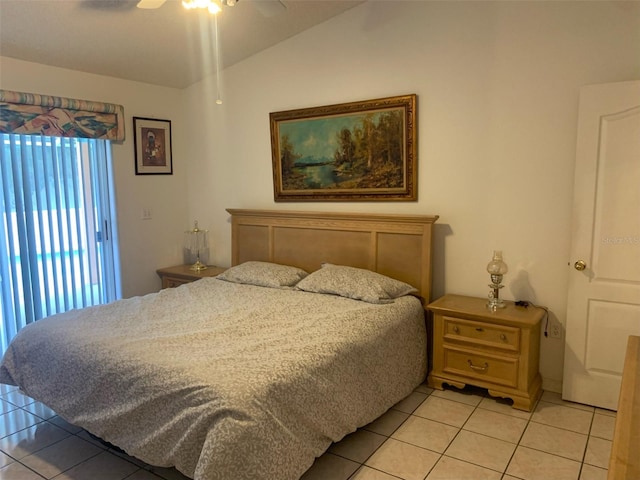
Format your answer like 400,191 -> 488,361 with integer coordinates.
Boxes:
0,90 -> 125,142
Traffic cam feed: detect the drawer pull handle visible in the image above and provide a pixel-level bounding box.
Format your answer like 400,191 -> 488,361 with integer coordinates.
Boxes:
467,360 -> 489,372
453,326 -> 460,333
475,327 -> 484,332
500,333 -> 507,341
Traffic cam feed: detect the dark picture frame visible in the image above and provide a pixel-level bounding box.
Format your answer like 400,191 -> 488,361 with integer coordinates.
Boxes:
269,94 -> 417,201
133,117 -> 173,175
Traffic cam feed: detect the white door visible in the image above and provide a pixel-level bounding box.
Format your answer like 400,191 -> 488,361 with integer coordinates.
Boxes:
562,80 -> 640,410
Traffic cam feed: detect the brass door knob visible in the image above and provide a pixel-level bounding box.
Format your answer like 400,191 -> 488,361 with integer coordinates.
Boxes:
574,260 -> 587,271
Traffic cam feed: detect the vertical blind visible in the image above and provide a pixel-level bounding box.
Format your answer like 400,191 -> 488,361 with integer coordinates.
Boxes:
0,134 -> 121,352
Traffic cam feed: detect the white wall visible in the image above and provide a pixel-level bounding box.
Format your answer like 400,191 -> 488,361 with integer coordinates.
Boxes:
184,1 -> 640,392
0,57 -> 190,297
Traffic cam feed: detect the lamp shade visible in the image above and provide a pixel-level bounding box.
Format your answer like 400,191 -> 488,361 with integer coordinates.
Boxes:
487,250 -> 508,275
184,221 -> 209,270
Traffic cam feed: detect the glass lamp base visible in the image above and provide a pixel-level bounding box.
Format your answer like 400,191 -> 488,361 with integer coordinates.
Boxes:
190,259 -> 208,271
487,283 -> 506,311
487,299 -> 507,311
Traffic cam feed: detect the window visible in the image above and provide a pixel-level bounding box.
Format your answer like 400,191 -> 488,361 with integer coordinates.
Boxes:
0,134 -> 121,353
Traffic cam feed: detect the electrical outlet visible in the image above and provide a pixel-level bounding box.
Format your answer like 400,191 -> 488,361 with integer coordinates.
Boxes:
141,208 -> 152,220
549,322 -> 562,339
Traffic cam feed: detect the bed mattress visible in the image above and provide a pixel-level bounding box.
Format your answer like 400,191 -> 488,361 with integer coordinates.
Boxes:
0,278 -> 426,480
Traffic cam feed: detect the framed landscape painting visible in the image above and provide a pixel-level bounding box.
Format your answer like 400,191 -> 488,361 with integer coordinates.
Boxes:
270,94 -> 417,201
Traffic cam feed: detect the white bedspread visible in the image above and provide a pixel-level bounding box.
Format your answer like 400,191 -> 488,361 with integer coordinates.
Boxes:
0,278 -> 426,480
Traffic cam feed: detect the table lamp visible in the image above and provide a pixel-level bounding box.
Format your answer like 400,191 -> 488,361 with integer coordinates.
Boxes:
487,250 -> 508,310
185,221 -> 208,271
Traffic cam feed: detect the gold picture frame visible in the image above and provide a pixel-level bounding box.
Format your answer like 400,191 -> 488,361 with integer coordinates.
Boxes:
269,94 -> 417,202
133,117 -> 173,175
269,94 -> 417,201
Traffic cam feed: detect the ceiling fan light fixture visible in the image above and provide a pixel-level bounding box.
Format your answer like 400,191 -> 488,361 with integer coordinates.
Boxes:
181,0 -> 222,14
136,0 -> 168,8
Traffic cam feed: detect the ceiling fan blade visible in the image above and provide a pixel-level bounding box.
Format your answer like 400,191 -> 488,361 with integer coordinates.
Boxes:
137,0 -> 167,9
250,0 -> 286,18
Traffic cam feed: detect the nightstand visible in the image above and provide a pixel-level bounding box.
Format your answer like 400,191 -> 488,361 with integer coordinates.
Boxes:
426,294 -> 544,411
156,264 -> 226,289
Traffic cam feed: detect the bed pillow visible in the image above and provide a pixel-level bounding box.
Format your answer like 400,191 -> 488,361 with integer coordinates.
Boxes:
216,261 -> 308,288
295,263 -> 418,304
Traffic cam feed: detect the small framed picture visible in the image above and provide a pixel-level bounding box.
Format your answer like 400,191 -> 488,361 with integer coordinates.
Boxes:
133,117 -> 173,175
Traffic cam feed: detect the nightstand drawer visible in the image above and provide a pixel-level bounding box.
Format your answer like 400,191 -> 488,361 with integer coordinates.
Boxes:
157,265 -> 227,290
443,345 -> 518,388
162,276 -> 190,289
443,316 -> 520,352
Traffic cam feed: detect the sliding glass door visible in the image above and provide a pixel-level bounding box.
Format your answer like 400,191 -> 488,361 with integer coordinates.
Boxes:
0,134 -> 121,353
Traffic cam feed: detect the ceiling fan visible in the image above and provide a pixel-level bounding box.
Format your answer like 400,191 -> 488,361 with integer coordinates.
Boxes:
137,0 -> 287,17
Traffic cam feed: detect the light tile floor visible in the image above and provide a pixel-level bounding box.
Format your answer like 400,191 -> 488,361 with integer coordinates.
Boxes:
0,382 -> 614,480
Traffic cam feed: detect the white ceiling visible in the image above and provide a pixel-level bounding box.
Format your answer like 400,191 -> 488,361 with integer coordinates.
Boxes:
0,0 -> 364,89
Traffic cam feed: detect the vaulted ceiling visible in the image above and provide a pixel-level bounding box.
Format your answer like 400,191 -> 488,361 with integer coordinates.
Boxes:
0,0 -> 364,89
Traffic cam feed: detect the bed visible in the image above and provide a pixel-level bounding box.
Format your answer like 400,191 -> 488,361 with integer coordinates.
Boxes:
0,209 -> 438,480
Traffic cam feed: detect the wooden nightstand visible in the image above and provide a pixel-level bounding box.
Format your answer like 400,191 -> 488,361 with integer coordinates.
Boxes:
426,294 -> 544,411
156,265 -> 226,289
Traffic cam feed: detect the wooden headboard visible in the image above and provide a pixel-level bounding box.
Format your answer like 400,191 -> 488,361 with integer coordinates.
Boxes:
227,209 -> 439,303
